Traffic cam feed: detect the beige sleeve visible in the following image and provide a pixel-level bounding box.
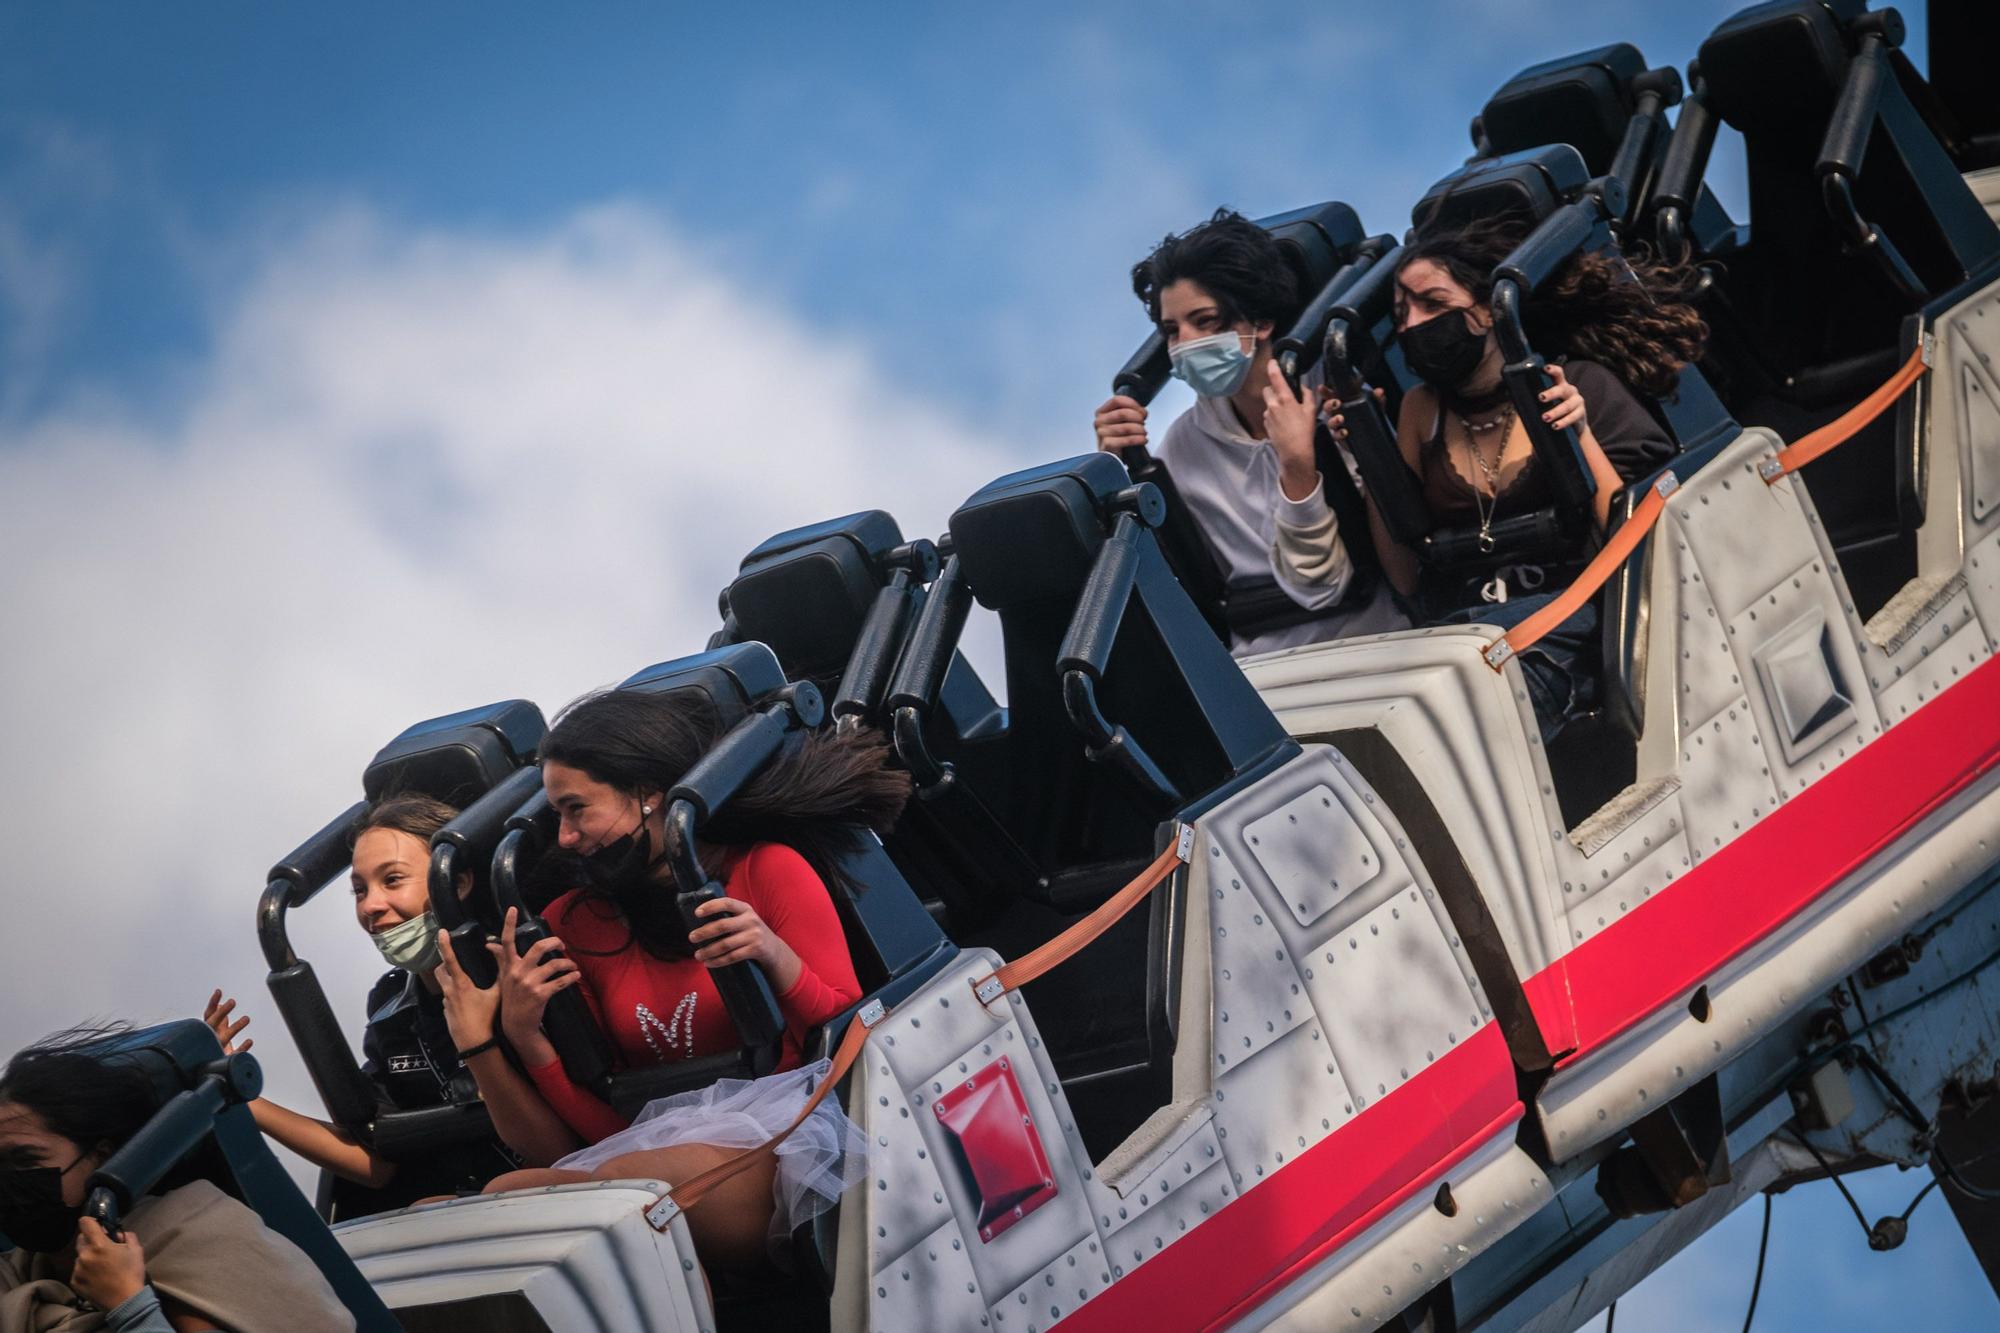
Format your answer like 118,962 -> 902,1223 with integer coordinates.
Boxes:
1271,480 -> 1354,608
132,1182 -> 357,1332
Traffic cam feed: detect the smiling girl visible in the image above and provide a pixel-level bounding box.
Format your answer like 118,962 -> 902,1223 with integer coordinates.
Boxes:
202,796 -> 567,1207
455,687 -> 907,1275
1094,208 -> 1406,655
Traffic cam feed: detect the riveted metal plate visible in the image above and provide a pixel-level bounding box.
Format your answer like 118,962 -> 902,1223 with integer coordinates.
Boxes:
1242,782 -> 1379,929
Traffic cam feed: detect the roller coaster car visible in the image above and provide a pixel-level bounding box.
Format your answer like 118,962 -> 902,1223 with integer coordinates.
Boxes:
1647,0 -> 2000,618
267,4 -> 2000,1329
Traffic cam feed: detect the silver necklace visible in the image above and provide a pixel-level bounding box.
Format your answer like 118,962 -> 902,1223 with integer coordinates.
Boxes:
1458,416 -> 1508,554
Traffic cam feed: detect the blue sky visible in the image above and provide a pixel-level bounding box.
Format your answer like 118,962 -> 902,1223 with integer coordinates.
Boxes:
0,2 -> 1987,1329
2,0 -> 1895,432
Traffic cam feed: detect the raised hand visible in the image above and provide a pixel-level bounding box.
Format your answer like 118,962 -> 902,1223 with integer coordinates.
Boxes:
435,930 -> 502,1053
1320,383 -> 1386,444
1093,395 -> 1148,453
689,896 -> 803,992
1540,362 -> 1588,433
71,1216 -> 147,1311
1260,360 -> 1320,502
489,908 -> 580,1051
203,989 -> 253,1055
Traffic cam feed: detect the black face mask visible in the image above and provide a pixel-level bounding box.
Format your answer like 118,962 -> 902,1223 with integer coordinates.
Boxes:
1400,307 -> 1491,390
583,817 -> 656,895
0,1155 -> 84,1253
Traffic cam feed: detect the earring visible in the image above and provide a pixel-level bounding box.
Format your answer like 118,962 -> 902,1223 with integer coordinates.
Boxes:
641,804 -> 653,816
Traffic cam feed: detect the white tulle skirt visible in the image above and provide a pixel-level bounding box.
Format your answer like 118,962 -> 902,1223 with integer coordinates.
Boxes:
554,1058 -> 866,1250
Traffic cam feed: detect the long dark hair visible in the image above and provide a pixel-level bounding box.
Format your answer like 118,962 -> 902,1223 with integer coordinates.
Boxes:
538,689 -> 910,958
1395,214 -> 1708,398
0,1025 -> 155,1163
1131,207 -> 1306,331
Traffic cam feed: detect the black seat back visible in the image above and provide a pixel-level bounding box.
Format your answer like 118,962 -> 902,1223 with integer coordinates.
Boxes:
722,511 -> 909,687
718,510 -> 959,734
1414,142 -> 1588,231
362,700 -> 544,806
1480,44 -> 1648,173
69,1022 -> 397,1329
1927,0 -> 2000,171
1477,43 -> 1688,238
947,455 -> 1292,862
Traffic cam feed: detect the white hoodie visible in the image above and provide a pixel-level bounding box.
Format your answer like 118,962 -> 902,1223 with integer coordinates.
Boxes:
1155,393 -> 1407,656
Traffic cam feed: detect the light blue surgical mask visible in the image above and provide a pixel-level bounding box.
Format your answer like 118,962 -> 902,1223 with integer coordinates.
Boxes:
1168,329 -> 1257,398
372,910 -> 442,974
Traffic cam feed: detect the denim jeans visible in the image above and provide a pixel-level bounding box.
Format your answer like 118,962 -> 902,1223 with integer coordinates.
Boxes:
1440,593 -> 1599,742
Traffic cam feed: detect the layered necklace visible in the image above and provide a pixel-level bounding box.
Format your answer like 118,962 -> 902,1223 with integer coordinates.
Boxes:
1448,386 -> 1516,554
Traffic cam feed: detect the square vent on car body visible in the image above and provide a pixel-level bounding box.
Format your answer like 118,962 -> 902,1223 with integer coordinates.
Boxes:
932,1056 -> 1059,1243
1752,606 -> 1858,765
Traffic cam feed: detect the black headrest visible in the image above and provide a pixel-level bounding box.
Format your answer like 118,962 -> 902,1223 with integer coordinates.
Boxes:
1413,144 -> 1589,233
73,1021 -> 224,1112
947,453 -> 1128,611
1258,201 -> 1367,291
1700,0 -> 1863,132
1481,43 -> 1647,172
618,641 -> 788,730
363,700 -> 545,806
727,511 -> 905,679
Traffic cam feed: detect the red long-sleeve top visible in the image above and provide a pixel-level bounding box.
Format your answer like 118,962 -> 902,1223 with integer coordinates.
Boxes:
523,842 -> 862,1144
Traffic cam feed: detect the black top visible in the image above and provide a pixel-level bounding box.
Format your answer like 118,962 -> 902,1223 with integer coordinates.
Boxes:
1419,360 -> 1675,520
354,970 -> 519,1209
1563,360 -> 1678,484
1414,359 -> 1677,615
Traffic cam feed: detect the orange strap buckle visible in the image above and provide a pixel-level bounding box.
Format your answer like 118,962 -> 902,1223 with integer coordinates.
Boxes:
972,825 -> 1195,1005
1758,339 -> 1931,484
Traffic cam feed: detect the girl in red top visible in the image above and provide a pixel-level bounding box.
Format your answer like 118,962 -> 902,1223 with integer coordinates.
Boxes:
448,686 -> 908,1273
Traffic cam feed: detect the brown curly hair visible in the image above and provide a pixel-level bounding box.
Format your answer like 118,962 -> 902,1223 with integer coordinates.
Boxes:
1396,214 -> 1709,399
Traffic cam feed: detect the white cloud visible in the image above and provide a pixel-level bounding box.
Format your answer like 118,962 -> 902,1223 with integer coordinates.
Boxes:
0,200 -> 1022,1179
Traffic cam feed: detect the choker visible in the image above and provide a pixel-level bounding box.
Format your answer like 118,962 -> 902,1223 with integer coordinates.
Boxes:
1442,384 -> 1512,417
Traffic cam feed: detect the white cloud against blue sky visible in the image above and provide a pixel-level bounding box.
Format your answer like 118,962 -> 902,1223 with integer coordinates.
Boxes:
0,2 -> 1984,1330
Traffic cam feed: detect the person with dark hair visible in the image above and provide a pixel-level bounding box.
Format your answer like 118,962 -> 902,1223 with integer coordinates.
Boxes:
452,687 -> 904,1275
0,1026 -> 354,1331
201,795 -> 568,1208
1094,208 -> 1406,655
1330,213 -> 1707,736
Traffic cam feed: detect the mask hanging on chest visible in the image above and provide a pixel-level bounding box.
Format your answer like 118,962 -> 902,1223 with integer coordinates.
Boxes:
1400,309 -> 1491,390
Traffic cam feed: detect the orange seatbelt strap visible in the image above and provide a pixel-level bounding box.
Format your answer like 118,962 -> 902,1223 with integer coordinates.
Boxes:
1484,473 -> 1678,670
644,997 -> 884,1231
970,824 -> 1195,1005
1758,339 -> 1930,483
